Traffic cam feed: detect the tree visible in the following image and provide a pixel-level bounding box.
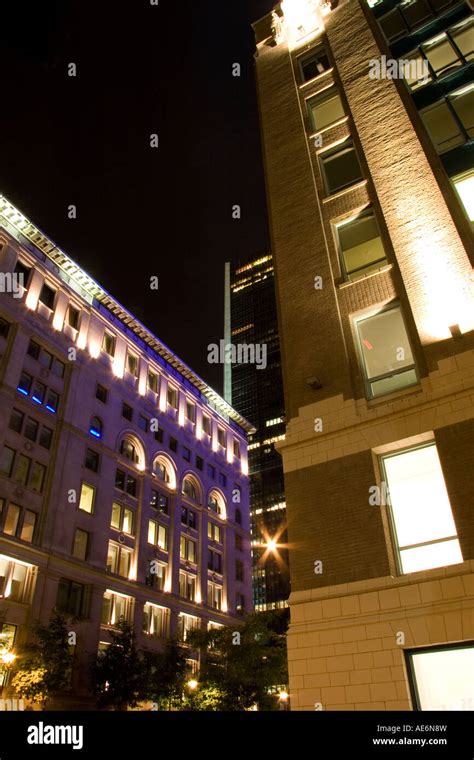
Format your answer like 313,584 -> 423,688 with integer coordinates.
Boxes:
187,610 -> 289,711
11,612 -> 74,706
91,620 -> 145,710
143,640 -> 189,711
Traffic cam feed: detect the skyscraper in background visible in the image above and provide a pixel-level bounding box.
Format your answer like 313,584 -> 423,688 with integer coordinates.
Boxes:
225,256 -> 290,610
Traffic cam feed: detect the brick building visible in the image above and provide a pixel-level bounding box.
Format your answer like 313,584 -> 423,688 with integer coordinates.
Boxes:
252,0 -> 474,710
0,195 -> 253,707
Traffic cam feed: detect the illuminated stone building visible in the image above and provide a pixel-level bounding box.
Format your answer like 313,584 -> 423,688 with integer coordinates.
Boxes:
252,0 -> 474,710
224,255 -> 290,611
0,195 -> 252,706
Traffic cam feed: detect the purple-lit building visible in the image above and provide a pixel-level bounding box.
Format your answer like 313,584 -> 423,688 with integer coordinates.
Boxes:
0,195 -> 253,706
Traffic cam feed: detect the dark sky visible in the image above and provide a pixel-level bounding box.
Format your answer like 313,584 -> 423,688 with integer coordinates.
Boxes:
0,0 -> 275,394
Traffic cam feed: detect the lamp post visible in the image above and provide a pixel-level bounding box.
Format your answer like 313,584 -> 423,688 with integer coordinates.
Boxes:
279,690 -> 289,711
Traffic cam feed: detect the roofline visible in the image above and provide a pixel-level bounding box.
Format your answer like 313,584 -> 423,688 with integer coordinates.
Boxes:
0,194 -> 256,435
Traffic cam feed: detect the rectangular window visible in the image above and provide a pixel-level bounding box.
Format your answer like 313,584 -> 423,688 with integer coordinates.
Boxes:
0,317 -> 11,339
299,47 -> 331,82
111,502 -> 121,530
148,520 -> 168,551
235,560 -> 244,582
208,522 -> 222,543
96,384 -> 108,403
169,437 -> 177,453
14,259 -> 31,285
219,473 -> 227,488
400,0 -> 433,29
381,443 -> 462,574
233,440 -> 241,459
126,352 -> 139,377
207,583 -> 222,611
217,428 -> 226,448
101,592 -> 131,627
185,401 -> 196,422
3,504 -> 20,536
308,87 -> 345,132
207,464 -> 215,479
355,305 -> 417,398
154,427 -> 163,443
45,389 -> 59,413
179,572 -> 196,602
450,18 -> 474,61
50,356 -> 65,379
14,454 -> 31,486
0,447 -> 15,477
177,612 -> 199,641
320,141 -> 363,195
167,386 -> 178,409
39,426 -> 53,449
407,644 -> 474,710
20,510 -> 36,542
57,579 -> 84,617
453,170 -> 474,223
235,533 -> 242,551
147,370 -> 159,393
202,415 -> 211,435
147,560 -> 166,591
85,448 -> 99,472
115,469 -> 137,497
73,528 -> 89,560
183,447 -> 191,462
9,408 -> 24,434
17,371 -> 32,396
208,549 -> 222,574
31,380 -> 46,405
30,462 -> 46,493
122,402 -> 133,421
38,283 -> 56,310
25,418 -> 39,442
181,507 -> 197,529
102,332 -> 116,357
67,306 -> 80,330
422,33 -> 461,77
38,349 -> 53,370
150,490 -> 169,515
143,603 -> 169,638
180,536 -> 197,563
79,483 -> 95,514
138,415 -> 148,432
196,455 -> 203,471
236,593 -> 246,614
336,209 -> 387,280
421,100 -> 464,153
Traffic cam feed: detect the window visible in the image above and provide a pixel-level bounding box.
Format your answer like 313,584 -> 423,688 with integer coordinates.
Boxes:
96,384 -> 108,403
31,380 -> 46,405
235,509 -> 242,525
180,536 -> 197,563
51,357 -> 65,379
207,582 -> 222,611
45,389 -> 59,414
208,549 -> 222,574
0,558 -> 29,602
3,504 -> 20,536
179,572 -> 196,602
115,469 -> 137,497
219,473 -> 227,488
236,593 -> 246,614
126,352 -> 138,377
79,483 -> 95,514
143,604 -> 169,638
196,455 -> 203,471
336,209 -> 387,280
0,447 -> 15,477
122,402 -> 133,421
421,86 -> 474,154
308,87 -> 345,132
110,503 -> 134,534
177,612 -> 199,640
147,370 -> 159,393
102,332 -> 116,357
150,491 -> 169,515
202,415 -> 211,435
182,477 -> 198,501
183,447 -> 191,462
422,33 -> 461,78
27,339 -> 41,360
154,427 -> 163,443
148,520 -> 168,551
208,494 -> 222,515
233,440 -> 241,459
217,427 -> 226,448
73,529 -> 89,560
38,283 -> 55,310
355,305 -> 417,398
39,426 -> 53,449
207,464 -> 215,479
0,317 -> 11,339
169,437 -> 177,453
400,0 -> 433,30
155,460 -> 171,484
146,561 -> 167,591
9,409 -> 24,434
17,371 -> 32,396
181,507 -> 197,529
236,560 -> 244,582
208,522 -> 222,543
85,448 -> 100,472
25,418 -> 39,442
407,644 -> 474,710
57,579 -> 85,617
299,47 -> 330,82
120,439 -> 138,463
107,542 -> 132,577
101,592 -> 131,626
235,533 -> 243,551
67,306 -> 80,330
453,170 -> 474,223
20,510 -> 36,542
167,386 -> 178,409
320,141 -> 363,194
89,416 -> 102,439
14,454 -> 30,486
381,443 -> 462,574
185,401 -> 196,423
14,259 -> 31,286
450,18 -> 474,61
138,415 -> 148,432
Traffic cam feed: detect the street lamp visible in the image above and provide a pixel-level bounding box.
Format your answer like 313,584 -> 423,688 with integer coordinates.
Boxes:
1,652 -> 16,666
187,679 -> 198,691
279,690 -> 289,710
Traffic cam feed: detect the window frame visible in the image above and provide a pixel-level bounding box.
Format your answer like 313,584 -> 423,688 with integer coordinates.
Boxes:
335,207 -> 387,281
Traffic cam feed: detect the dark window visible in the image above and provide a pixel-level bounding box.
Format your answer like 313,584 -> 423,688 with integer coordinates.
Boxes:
96,384 -> 108,403
207,464 -> 215,479
138,415 -> 148,432
185,401 -> 196,422
0,317 -> 11,339
150,491 -> 169,514
236,560 -> 244,582
320,141 -> 363,195
24,418 -> 39,442
181,507 -> 197,529
169,437 -> 177,453
102,332 -> 116,357
196,456 -> 203,471
85,448 -> 99,472
120,439 -> 138,463
154,428 -> 163,443
219,473 -> 227,487
183,447 -> 191,462
115,469 -> 137,497
38,283 -> 56,310
8,409 -> 24,434
17,371 -> 32,395
38,349 -> 53,370
236,593 -> 245,614
202,415 -> 211,435
208,549 -> 222,574
56,578 -> 85,617
235,509 -> 242,525
299,47 -> 330,82
122,403 -> 133,421
73,529 -> 89,561
45,390 -> 59,413
0,446 -> 15,477
39,426 -> 53,449
14,259 -> 31,285
217,428 -> 226,447
30,462 -> 45,493
115,469 -> 125,491
235,534 -> 243,552
148,371 -> 158,393
31,381 -> 46,405
67,306 -> 80,330
51,357 -> 65,379
89,416 -> 102,438
27,339 -> 41,360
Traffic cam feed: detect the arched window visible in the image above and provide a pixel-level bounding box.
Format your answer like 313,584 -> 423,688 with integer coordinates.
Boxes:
120,438 -> 138,463
153,455 -> 176,490
156,461 -> 170,483
182,477 -> 197,501
208,490 -> 226,519
235,508 -> 242,525
89,416 -> 103,439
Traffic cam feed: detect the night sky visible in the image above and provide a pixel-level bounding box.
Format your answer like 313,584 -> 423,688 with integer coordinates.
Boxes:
0,0 -> 276,393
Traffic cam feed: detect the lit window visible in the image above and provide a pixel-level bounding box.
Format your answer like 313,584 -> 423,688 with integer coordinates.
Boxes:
450,18 -> 474,61
354,305 -> 417,398
20,511 -> 36,542
102,331 -> 116,357
308,87 -> 345,132
180,536 -> 197,564
107,542 -> 132,577
183,477 -> 198,502
208,522 -> 222,543
207,582 -> 222,611
3,504 -> 20,535
179,572 -> 196,602
101,591 -> 131,627
336,209 -> 387,280
0,447 -> 15,477
73,529 -> 89,560
208,491 -> 225,516
148,520 -> 168,551
319,141 -> 363,195
79,483 -> 95,514
167,386 -> 178,409
422,34 -> 461,77
177,611 -> 199,640
143,603 -> 169,638
381,443 -> 462,574
110,503 -> 134,534
202,415 -> 211,435
452,170 -> 474,222
148,370 -> 159,393
0,557 -> 30,602
421,86 -> 474,154
126,352 -> 139,377
407,645 -> 474,710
